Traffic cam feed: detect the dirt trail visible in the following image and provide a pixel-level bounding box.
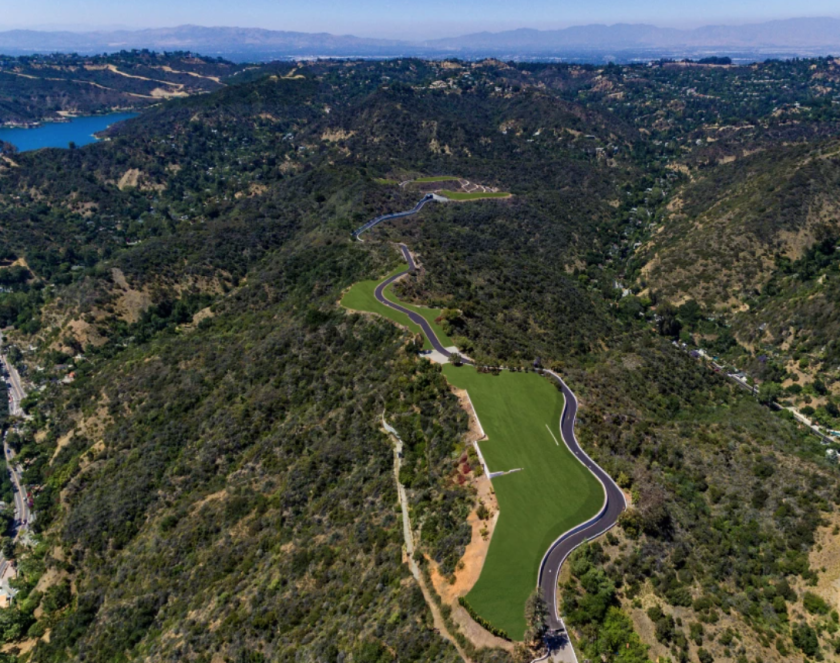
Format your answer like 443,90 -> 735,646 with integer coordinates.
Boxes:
94,64 -> 186,90
383,419 -> 472,662
158,66 -> 222,83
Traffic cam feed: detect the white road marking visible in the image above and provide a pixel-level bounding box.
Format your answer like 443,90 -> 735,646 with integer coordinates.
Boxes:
545,424 -> 560,446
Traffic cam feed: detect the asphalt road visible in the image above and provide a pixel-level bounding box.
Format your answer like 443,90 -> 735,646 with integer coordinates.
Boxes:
374,248 -> 452,357
360,204 -> 625,646
352,194 -> 439,238
4,357 -> 25,419
399,243 -> 417,273
538,371 -> 626,634
371,252 -> 625,633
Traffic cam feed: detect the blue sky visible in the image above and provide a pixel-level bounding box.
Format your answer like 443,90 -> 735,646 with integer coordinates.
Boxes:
4,0 -> 840,39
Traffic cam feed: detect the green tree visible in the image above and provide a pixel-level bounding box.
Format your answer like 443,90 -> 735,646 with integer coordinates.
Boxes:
758,381 -> 783,405
656,303 -> 682,338
792,623 -> 819,657
523,588 -> 548,652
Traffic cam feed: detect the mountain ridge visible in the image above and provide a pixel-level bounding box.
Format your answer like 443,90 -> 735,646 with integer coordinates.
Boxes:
1,18 -> 840,60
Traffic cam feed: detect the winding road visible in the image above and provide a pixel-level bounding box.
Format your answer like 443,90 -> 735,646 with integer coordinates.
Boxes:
373,245 -> 456,358
352,193 -> 445,238
356,198 -> 626,655
538,371 -> 626,636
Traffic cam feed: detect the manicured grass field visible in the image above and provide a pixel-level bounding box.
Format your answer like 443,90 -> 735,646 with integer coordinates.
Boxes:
340,265 -> 452,350
415,176 -> 460,183
442,366 -> 604,640
439,190 -> 511,201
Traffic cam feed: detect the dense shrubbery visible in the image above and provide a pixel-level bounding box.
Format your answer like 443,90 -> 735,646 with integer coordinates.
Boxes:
1,54 -> 839,663
562,544 -> 649,663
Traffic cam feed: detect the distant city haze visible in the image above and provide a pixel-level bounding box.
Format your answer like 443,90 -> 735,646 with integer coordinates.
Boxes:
3,0 -> 840,39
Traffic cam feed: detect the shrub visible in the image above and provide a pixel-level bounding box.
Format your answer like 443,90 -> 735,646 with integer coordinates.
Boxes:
792,622 -> 819,657
803,591 -> 830,615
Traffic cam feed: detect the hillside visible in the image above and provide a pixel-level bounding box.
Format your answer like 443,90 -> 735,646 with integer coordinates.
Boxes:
637,139 -> 840,309
0,57 -> 837,663
0,51 -> 246,126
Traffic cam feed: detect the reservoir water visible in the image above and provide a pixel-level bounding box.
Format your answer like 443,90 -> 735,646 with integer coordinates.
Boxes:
0,113 -> 139,153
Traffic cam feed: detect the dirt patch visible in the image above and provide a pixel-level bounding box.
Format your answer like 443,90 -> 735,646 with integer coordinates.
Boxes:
33,567 -> 68,618
809,511 -> 840,610
777,226 -> 819,262
191,490 -> 228,513
50,431 -> 76,462
192,306 -> 214,325
451,387 -> 485,444
157,65 -> 222,84
408,553 -> 473,662
111,268 -> 130,289
431,475 -> 498,603
321,128 -> 356,142
51,394 -> 111,464
111,268 -> 152,323
425,478 -> 509,650
2,636 -> 40,655
151,87 -> 189,98
66,317 -> 107,348
235,183 -> 267,199
117,169 -> 142,190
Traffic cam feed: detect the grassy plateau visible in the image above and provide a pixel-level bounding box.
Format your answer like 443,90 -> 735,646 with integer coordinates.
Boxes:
340,264 -> 453,351
442,365 -> 604,640
414,176 -> 460,183
439,190 -> 511,201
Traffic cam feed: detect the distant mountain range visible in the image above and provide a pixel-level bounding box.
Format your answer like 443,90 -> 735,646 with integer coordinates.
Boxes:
2,18 -> 840,62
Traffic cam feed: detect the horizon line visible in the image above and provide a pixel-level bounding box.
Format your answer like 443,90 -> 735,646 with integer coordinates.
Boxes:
2,15 -> 840,37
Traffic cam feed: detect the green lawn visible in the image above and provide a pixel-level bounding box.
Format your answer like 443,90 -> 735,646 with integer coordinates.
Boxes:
340,265 -> 452,351
374,178 -> 399,185
442,366 -> 604,640
414,176 -> 460,183
381,284 -> 453,347
439,190 -> 511,201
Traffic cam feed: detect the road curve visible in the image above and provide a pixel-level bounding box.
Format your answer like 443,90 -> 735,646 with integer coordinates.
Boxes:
358,203 -> 625,648
374,245 -> 452,357
371,257 -> 625,635
538,370 -> 626,634
352,193 -> 442,238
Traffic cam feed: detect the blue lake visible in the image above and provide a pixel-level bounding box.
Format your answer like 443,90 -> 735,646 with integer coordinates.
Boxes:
0,113 -> 139,152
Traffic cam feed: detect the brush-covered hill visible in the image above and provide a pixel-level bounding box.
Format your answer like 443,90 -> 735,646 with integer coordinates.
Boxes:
0,51 -> 247,125
637,138 -> 840,309
0,59 -> 634,663
0,58 -> 838,663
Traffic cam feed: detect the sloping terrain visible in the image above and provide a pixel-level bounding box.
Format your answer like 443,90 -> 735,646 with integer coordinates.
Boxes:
638,139 -> 840,309
0,51 -> 247,125
0,57 -> 838,663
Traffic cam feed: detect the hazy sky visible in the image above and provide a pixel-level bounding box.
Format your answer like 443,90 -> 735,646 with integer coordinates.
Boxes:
4,0 -> 840,39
